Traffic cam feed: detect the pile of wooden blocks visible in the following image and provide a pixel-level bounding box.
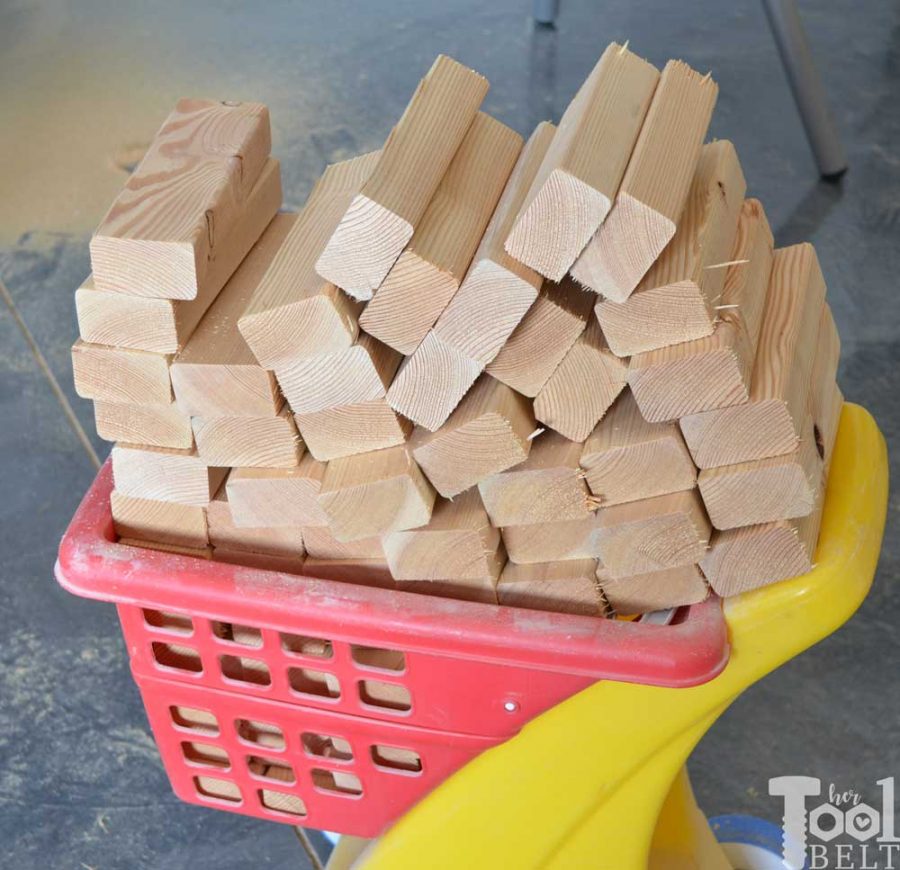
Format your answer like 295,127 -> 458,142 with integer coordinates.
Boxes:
71,43 -> 842,618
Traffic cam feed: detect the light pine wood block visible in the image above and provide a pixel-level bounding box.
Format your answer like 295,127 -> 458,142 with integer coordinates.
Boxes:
119,537 -> 213,560
316,55 -> 489,299
501,515 -> 604,564
294,399 -> 411,462
208,484 -> 306,557
192,409 -> 303,468
301,525 -> 385,560
597,563 -> 708,614
486,276 -> 595,397
505,43 -> 659,281
497,559 -> 606,616
238,153 -> 378,368
627,198 -> 775,422
680,243 -> 828,468
226,455 -> 329,528
111,490 -> 208,548
318,446 -> 436,541
94,400 -> 193,450
304,557 -> 396,589
580,390 -> 697,506
76,160 -> 282,353
111,444 -> 225,507
534,319 -> 629,441
171,213 -> 295,417
395,574 -> 499,604
90,99 -> 272,299
595,140 -> 747,356
72,339 -> 173,406
360,114 -> 524,354
807,305 -> 842,460
572,60 -> 718,301
410,375 -> 535,497
213,548 -> 307,575
478,431 -> 596,526
383,489 -> 503,581
594,489 -> 711,578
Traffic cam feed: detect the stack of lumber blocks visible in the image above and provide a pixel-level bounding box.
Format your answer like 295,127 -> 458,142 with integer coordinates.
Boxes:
71,44 -> 843,619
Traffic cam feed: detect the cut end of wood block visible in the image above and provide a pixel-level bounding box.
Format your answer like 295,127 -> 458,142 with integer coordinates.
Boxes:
94,401 -> 194,450
597,563 -> 708,615
192,413 -> 303,469
111,490 -> 209,549
294,400 -> 411,462
497,560 -> 605,617
170,364 -> 280,419
72,340 -> 173,406
304,557 -> 396,589
90,236 -> 200,300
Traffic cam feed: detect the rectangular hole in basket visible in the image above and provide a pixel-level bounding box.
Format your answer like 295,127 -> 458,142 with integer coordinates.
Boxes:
280,632 -> 333,659
301,732 -> 354,762
312,768 -> 363,797
170,705 -> 219,735
143,609 -> 193,635
181,741 -> 230,769
194,775 -> 241,803
288,668 -> 340,699
235,718 -> 285,750
350,644 -> 406,672
211,621 -> 263,647
220,655 -> 271,687
358,680 -> 411,712
371,745 -> 422,774
247,755 -> 295,783
259,788 -> 307,817
152,642 -> 202,673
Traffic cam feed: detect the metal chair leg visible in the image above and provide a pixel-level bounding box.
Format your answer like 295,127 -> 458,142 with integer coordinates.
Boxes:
533,0 -> 559,27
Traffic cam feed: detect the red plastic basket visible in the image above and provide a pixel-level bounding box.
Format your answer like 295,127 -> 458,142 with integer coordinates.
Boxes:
56,462 -> 729,836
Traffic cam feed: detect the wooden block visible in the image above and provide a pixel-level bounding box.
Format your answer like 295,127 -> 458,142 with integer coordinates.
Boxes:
680,243 -> 827,468
808,305 -> 842,460
94,400 -> 193,450
594,141 -> 747,356
580,391 -> 697,506
505,43 -> 659,281
72,339 -> 172,406
501,515 -> 604,564
594,489 -> 710,578
171,213 -> 295,417
75,160 -> 282,353
111,444 -> 225,507
213,547 -> 307,575
383,489 -> 503,581
301,525 -> 385,560
597,563 -> 708,614
627,199 -> 775,421
533,319 -> 629,441
91,99 -> 271,299
359,113 -> 524,354
478,431 -> 596,526
395,575 -> 498,605
192,409 -> 303,468
238,153 -> 378,368
317,446 -> 436,541
208,484 -> 305,557
316,55 -> 489,299
486,276 -> 595,397
410,375 -> 535,498
572,60 -> 717,301
294,399 -> 411,462
304,557 -> 396,589
118,537 -> 213,560
276,332 -> 401,415
497,560 -> 605,616
110,490 -> 208,548
226,455 -> 329,528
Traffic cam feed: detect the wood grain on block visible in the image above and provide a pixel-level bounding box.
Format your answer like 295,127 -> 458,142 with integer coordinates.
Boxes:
501,515 -> 603,564
171,213 -> 295,417
301,525 -> 385,560
478,431 -> 596,526
497,560 -> 605,616
72,339 -> 172,406
118,537 -> 213,560
94,401 -> 193,449
395,575 -> 498,604
594,489 -> 710,578
410,375 -> 534,497
208,484 -> 306,557
192,409 -> 303,468
76,160 -> 282,353
505,43 -> 659,281
111,490 -> 208,548
572,61 -> 717,301
808,305 -> 842,459
580,390 -> 696,506
294,399 -> 411,462
213,548 -> 307,575
226,455 -> 329,528
111,443 -> 225,506
315,56 -> 489,299
627,198 -> 774,421
360,114 -> 524,354
486,276 -> 595,397
680,243 -> 827,468
90,99 -> 272,299
238,153 -> 378,368
383,488 -> 503,581
304,558 -> 395,589
597,563 -> 708,614
276,332 -> 401,415
317,446 -> 436,541
594,141 -> 747,356
534,319 -> 629,441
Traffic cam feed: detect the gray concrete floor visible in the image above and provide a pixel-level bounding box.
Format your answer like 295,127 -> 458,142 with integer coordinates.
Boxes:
1,0 -> 897,867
